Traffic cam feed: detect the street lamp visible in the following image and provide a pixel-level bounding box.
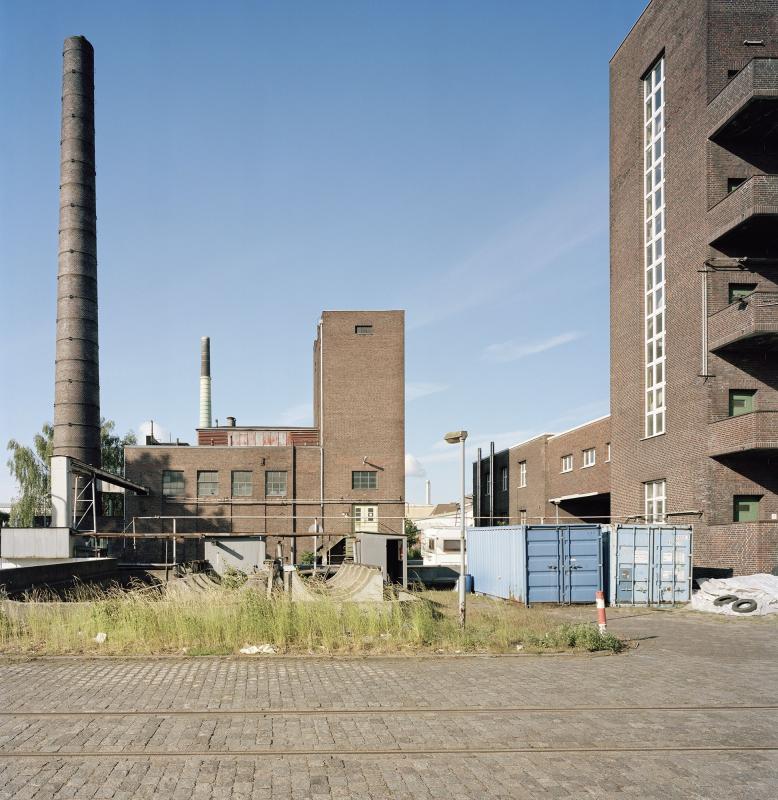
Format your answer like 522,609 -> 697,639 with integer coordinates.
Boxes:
444,430 -> 468,627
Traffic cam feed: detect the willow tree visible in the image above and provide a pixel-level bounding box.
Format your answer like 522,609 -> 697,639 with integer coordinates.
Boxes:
6,419 -> 137,526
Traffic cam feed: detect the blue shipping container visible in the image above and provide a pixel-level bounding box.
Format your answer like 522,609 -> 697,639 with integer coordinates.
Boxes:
610,525 -> 692,606
466,525 -> 606,605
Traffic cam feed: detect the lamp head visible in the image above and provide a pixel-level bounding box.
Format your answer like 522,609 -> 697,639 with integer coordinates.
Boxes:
444,430 -> 468,444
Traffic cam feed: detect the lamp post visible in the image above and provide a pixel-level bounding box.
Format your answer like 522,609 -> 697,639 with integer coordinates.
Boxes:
444,430 -> 468,627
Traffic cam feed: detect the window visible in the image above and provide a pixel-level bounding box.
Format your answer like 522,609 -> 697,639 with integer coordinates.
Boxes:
727,68 -> 740,79
561,454 -> 573,473
644,479 -> 666,523
484,469 -> 491,496
734,495 -> 761,523
729,390 -> 756,417
582,448 -> 596,468
727,177 -> 746,193
606,442 -> 611,462
518,461 -> 527,488
501,466 -> 508,492
197,471 -> 219,497
519,509 -> 527,525
231,470 -> 252,497
729,283 -> 757,304
265,470 -> 287,497
355,325 -> 373,335
443,539 -> 461,552
353,504 -> 378,532
162,470 -> 185,496
427,537 -> 436,552
352,470 -> 377,489
644,57 -> 666,438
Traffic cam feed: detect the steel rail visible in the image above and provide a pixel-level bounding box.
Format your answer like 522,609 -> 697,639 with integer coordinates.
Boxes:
1,704 -> 776,718
2,744 -> 778,759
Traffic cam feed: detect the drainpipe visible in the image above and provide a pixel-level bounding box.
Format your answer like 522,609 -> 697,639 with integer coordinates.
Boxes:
318,319 -> 325,549
701,269 -> 709,376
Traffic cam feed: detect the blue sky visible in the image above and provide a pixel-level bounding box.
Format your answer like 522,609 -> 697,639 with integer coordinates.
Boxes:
0,0 -> 648,505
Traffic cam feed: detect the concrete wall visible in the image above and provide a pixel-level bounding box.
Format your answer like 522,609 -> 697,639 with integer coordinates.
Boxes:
204,537 -> 267,575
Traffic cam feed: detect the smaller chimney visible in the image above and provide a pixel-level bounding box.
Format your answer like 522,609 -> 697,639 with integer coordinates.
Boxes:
425,480 -> 431,505
226,416 -> 236,427
199,337 -> 212,428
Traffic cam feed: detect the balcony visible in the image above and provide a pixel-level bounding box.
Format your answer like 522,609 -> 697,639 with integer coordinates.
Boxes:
708,175 -> 778,256
709,59 -> 778,160
708,411 -> 778,458
708,291 -> 778,353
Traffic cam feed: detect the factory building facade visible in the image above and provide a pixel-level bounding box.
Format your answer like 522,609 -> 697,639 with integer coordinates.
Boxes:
473,417 -> 611,527
125,311 -> 405,562
475,0 -> 778,576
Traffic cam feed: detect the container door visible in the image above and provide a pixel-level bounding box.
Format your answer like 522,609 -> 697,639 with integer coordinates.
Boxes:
525,526 -> 563,604
615,526 -> 651,605
651,527 -> 692,605
565,526 -> 602,603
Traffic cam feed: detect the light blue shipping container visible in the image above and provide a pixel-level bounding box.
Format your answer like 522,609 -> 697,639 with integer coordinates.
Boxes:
466,525 -> 607,605
610,525 -> 692,606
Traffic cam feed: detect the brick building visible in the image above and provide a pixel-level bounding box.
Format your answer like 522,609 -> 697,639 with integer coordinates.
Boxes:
475,0 -> 778,575
474,416 -> 611,526
611,0 -> 778,574
124,311 -> 405,562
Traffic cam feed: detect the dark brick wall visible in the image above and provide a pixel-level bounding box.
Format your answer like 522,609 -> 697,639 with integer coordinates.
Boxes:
610,0 -> 778,574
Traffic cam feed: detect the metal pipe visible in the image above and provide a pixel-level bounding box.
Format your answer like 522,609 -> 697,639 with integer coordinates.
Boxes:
318,319 -> 325,537
199,337 -> 212,428
459,436 -> 467,628
54,36 -> 101,467
475,447 -> 481,527
489,441 -> 494,526
701,270 -> 708,376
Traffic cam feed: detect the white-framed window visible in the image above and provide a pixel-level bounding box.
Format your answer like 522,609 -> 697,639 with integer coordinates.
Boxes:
443,539 -> 461,552
197,470 -> 219,497
353,504 -> 378,532
561,454 -> 573,473
644,57 -> 666,438
606,442 -> 611,462
518,460 -> 527,488
519,509 -> 527,525
265,470 -> 287,497
501,466 -> 508,492
644,479 -> 666,523
231,470 -> 252,497
582,448 -> 596,468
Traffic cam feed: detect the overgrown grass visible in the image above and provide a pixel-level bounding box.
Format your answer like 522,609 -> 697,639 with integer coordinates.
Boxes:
0,584 -> 623,656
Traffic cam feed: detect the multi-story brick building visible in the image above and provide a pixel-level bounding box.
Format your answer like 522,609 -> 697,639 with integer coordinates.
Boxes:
124,310 -> 405,562
611,0 -> 778,574
474,416 -> 611,526
475,0 -> 778,575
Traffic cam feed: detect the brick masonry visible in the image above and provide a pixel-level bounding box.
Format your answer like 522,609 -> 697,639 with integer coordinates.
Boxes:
124,311 -> 405,564
610,0 -> 778,574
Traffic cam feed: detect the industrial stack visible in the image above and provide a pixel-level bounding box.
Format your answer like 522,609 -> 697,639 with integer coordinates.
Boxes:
54,36 -> 101,468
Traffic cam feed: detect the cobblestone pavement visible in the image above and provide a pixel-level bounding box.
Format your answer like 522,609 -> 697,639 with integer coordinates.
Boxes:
0,609 -> 776,799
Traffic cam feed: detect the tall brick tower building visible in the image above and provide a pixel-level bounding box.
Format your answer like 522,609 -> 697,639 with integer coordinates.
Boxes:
611,0 -> 778,573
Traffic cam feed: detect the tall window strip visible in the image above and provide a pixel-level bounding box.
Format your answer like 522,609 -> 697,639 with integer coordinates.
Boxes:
644,57 -> 666,437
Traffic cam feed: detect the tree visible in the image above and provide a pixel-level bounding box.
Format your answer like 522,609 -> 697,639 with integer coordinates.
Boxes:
6,419 -> 137,526
404,518 -> 421,560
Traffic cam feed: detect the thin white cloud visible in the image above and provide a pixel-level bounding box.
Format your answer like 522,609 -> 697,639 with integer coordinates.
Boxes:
407,171 -> 606,330
482,331 -> 583,364
405,453 -> 427,478
407,382 -> 448,402
278,402 -> 312,426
